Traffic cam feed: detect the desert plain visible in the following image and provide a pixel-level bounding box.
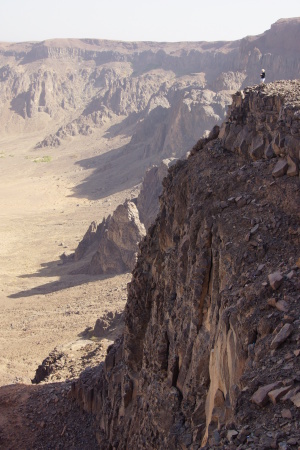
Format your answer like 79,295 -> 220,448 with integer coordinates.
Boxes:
0,122 -> 138,387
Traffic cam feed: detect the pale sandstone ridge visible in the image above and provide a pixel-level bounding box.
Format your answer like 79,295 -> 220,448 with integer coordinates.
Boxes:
73,80 -> 300,449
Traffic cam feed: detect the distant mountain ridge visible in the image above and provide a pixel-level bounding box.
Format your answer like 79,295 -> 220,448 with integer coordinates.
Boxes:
0,18 -> 299,170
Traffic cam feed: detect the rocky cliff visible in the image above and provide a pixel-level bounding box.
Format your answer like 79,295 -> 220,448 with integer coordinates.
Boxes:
73,80 -> 300,449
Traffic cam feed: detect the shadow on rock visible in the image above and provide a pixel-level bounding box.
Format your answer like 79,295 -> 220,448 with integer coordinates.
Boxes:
0,381 -> 99,449
8,257 -> 113,299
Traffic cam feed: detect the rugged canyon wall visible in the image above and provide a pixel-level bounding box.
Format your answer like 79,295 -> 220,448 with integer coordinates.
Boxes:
0,18 -> 299,167
73,80 -> 300,449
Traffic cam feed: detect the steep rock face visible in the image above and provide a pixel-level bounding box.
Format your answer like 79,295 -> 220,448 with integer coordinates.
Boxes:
136,158 -> 177,230
238,18 -> 300,84
77,200 -> 146,275
220,80 -> 300,166
73,158 -> 176,273
73,221 -> 101,262
73,81 -> 300,448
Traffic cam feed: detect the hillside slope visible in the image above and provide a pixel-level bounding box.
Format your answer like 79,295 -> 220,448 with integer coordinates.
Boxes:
73,80 -> 300,449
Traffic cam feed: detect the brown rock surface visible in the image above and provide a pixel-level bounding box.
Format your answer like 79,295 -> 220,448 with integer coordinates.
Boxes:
72,80 -> 300,448
268,386 -> 293,405
80,200 -> 145,275
291,393 -> 300,407
251,382 -> 282,406
272,159 -> 288,177
268,271 -> 284,290
136,158 -> 177,230
270,323 -> 294,350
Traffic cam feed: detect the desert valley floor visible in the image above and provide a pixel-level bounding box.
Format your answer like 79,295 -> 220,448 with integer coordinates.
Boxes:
0,122 -> 137,387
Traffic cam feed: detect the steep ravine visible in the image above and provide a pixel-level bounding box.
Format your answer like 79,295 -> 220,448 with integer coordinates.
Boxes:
73,80 -> 300,449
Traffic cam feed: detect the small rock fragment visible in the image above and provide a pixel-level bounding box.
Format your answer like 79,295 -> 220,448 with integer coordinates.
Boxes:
286,270 -> 295,280
291,392 -> 300,407
237,197 -> 247,208
268,386 -> 293,404
275,300 -> 289,312
220,201 -> 228,209
284,352 -> 294,361
272,159 -> 288,177
287,438 -> 298,445
281,409 -> 292,419
268,271 -> 283,290
265,144 -> 275,159
250,224 -> 259,235
211,430 -> 220,445
267,298 -> 277,307
251,382 -> 281,406
287,155 -> 299,177
270,323 -> 293,350
227,430 -> 239,441
281,386 -> 300,401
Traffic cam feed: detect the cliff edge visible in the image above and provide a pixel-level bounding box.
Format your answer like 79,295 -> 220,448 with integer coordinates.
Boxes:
73,80 -> 300,449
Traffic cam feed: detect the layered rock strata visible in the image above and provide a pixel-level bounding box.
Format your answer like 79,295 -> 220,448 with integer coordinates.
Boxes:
73,82 -> 299,448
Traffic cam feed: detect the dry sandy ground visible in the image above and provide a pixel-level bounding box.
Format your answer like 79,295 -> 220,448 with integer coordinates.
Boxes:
0,121 -> 140,387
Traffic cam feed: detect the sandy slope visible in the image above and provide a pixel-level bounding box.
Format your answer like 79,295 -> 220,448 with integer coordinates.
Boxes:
0,122 -> 137,386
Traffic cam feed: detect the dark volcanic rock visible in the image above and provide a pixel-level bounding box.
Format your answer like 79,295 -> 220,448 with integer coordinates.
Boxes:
72,80 -> 300,448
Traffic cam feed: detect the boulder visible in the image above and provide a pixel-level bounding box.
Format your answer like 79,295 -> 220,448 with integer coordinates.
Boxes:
268,271 -> 283,290
251,382 -> 282,406
270,323 -> 293,349
272,159 -> 288,177
268,385 -> 293,404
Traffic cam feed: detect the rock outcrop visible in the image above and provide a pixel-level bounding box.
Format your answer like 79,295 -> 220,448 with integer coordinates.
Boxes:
73,80 -> 300,448
136,158 -> 177,230
73,158 -> 176,274
219,80 -> 300,170
75,200 -> 146,275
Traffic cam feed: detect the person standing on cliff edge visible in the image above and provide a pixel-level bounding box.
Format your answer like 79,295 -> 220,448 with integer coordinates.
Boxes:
260,69 -> 266,84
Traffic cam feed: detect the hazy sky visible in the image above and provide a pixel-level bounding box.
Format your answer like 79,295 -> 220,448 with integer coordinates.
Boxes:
0,0 -> 299,43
